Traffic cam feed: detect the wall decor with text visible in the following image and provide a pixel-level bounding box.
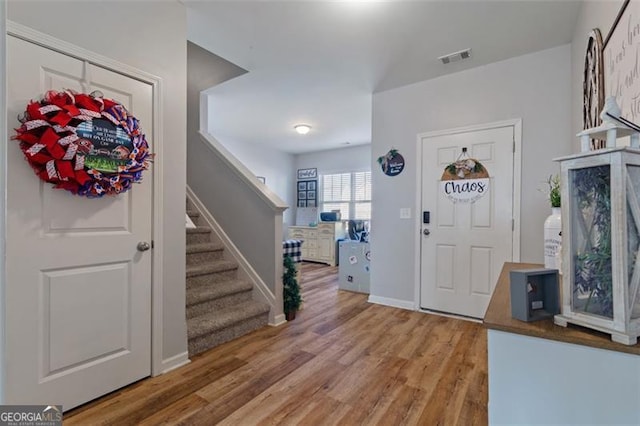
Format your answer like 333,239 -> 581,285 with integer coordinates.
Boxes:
604,0 -> 640,122
440,148 -> 490,203
297,168 -> 317,180
377,148 -> 405,177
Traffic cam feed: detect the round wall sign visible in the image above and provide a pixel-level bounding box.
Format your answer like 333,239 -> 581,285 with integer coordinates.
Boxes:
440,156 -> 490,203
377,149 -> 405,177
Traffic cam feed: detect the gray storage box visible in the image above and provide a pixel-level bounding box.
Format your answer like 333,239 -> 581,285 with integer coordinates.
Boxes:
510,268 -> 560,322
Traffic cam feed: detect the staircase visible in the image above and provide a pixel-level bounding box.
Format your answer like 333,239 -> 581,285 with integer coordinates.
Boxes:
186,200 -> 270,356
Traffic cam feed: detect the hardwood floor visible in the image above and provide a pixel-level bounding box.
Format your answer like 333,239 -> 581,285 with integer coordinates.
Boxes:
65,262 -> 488,425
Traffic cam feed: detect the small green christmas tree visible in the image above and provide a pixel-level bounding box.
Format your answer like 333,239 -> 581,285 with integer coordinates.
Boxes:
283,256 -> 302,318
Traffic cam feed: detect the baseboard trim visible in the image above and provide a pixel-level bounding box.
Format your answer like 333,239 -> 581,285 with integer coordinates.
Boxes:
419,308 -> 482,323
271,313 -> 287,327
159,351 -> 190,375
368,295 -> 416,311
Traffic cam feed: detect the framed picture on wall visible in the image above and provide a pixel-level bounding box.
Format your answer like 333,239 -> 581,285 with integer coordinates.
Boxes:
297,168 -> 317,180
603,0 -> 638,121
297,179 -> 318,208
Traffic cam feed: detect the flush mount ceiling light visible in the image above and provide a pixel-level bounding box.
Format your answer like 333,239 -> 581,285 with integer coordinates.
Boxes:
294,124 -> 311,135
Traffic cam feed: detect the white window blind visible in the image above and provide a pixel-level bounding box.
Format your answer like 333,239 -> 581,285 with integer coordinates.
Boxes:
321,171 -> 371,220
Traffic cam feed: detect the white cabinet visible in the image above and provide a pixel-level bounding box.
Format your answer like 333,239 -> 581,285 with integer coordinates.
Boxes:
288,222 -> 345,266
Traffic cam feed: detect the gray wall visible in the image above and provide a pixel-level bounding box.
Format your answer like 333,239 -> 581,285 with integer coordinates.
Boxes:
571,1 -> 625,151
8,0 -> 188,365
371,45 -> 572,304
187,42 -> 285,298
187,41 -> 246,157
209,131 -> 296,236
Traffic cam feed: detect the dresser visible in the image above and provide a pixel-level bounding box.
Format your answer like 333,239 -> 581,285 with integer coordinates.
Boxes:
288,222 -> 345,266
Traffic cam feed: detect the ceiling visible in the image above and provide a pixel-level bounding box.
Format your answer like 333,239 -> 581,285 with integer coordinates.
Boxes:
185,1 -> 582,154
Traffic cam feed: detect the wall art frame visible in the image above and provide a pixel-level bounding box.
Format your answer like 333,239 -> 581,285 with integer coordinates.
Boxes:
296,179 -> 317,208
603,0 -> 639,122
297,168 -> 317,180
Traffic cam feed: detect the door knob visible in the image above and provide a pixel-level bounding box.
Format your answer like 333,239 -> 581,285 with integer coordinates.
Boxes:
423,229 -> 430,236
137,241 -> 151,252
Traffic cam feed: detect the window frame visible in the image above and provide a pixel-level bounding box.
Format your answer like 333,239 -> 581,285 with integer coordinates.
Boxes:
319,170 -> 371,220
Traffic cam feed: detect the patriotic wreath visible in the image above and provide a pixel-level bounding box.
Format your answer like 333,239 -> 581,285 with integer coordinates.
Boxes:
13,90 -> 151,197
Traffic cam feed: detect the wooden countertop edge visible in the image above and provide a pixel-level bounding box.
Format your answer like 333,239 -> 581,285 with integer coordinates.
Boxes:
483,320 -> 640,356
483,262 -> 640,356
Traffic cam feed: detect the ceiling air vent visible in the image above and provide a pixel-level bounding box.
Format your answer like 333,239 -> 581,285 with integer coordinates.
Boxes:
438,48 -> 472,64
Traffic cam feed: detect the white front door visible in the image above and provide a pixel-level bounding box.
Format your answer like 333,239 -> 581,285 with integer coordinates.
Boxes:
6,36 -> 153,410
420,126 -> 515,318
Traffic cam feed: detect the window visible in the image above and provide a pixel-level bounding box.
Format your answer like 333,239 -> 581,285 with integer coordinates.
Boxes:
321,171 -> 371,220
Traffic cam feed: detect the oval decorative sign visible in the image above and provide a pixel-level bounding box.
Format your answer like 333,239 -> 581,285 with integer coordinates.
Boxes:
440,156 -> 490,203
377,148 -> 405,177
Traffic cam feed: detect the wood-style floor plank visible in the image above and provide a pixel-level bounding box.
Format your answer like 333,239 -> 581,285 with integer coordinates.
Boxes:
64,262 -> 488,425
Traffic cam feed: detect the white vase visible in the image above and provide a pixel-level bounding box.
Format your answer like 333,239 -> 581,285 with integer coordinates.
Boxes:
544,207 -> 562,269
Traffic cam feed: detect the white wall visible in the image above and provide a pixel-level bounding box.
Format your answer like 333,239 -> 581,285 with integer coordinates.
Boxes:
371,45 -> 572,304
294,144 -> 371,222
296,144 -> 371,174
488,330 -> 640,425
571,1 -> 625,151
7,0 -> 188,369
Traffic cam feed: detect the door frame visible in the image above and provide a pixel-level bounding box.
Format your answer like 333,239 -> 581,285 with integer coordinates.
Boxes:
414,119 -> 522,312
5,21 -> 167,376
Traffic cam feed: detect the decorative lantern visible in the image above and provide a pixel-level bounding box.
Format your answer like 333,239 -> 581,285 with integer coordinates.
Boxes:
554,102 -> 640,345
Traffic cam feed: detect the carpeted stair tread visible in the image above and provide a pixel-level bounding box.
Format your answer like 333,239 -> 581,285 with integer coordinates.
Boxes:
186,226 -> 211,234
186,241 -> 224,253
186,279 -> 253,306
186,260 -> 237,278
186,209 -> 200,218
187,300 -> 270,340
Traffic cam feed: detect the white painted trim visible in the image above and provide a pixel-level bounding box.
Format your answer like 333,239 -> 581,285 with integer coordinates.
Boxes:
511,119 -> 523,262
414,119 -> 523,311
416,119 -> 523,139
186,186 -> 284,326
0,2 -> 7,403
198,131 -> 288,212
418,308 -> 482,323
413,137 -> 424,312
271,313 -> 287,326
8,22 -> 160,85
6,21 -> 169,377
368,295 -> 416,311
160,351 -> 190,374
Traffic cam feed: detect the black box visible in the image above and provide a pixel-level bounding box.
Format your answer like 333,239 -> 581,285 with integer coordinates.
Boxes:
510,268 -> 560,321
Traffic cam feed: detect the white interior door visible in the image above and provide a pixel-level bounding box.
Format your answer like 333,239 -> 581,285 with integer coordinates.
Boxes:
6,36 -> 153,410
420,126 -> 514,318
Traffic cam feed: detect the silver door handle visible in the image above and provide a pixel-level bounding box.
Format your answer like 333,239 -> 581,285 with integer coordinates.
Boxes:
423,229 -> 430,236
137,241 -> 151,252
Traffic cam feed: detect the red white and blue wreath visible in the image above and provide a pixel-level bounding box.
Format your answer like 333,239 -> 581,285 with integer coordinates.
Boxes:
13,90 -> 152,197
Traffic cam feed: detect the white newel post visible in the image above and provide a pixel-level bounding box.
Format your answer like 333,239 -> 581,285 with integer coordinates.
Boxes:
544,207 -> 562,269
